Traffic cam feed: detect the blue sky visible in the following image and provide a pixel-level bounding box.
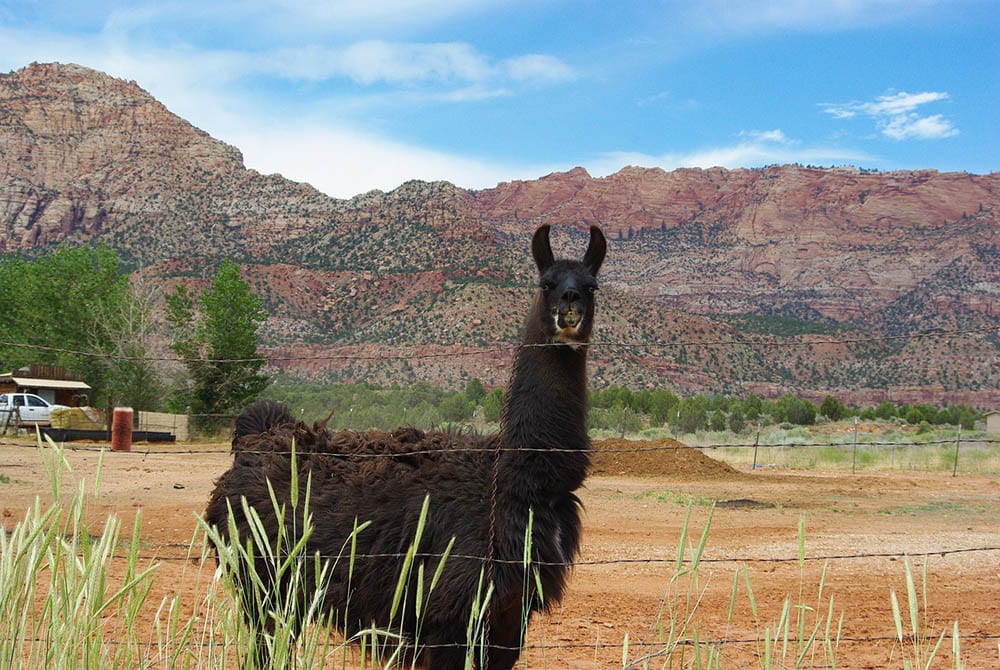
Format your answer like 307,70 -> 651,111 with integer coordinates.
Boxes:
1,0 -> 997,198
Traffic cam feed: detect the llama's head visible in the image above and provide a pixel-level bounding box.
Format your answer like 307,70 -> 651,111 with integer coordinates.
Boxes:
528,224 -> 607,347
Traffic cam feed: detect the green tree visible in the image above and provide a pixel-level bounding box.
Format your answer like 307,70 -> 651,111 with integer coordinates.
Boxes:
820,395 -> 847,421
482,388 -> 505,423
741,393 -> 763,421
674,397 -> 708,434
464,377 -> 486,403
0,245 -> 161,407
439,392 -> 475,422
166,261 -> 269,430
780,395 -> 816,426
709,409 -> 727,431
728,406 -> 746,433
91,272 -> 163,410
875,401 -> 897,421
648,389 -> 680,427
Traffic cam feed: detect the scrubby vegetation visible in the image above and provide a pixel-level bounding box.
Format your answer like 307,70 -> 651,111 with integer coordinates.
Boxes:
263,378 -> 985,435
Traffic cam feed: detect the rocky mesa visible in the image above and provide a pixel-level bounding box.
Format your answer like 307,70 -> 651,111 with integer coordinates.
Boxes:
2,62 -> 998,406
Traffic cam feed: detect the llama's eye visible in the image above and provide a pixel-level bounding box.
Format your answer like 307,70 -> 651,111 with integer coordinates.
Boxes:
539,281 -> 555,292
585,284 -> 598,294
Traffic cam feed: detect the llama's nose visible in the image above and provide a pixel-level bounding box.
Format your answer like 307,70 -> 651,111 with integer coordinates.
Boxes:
561,288 -> 581,303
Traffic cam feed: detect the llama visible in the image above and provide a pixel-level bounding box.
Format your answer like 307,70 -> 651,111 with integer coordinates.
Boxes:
205,224 -> 607,669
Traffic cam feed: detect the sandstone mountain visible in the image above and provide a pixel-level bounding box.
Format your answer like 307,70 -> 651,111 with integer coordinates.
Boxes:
2,63 -> 998,407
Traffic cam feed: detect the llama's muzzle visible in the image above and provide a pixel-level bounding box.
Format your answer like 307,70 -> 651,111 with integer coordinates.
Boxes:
552,305 -> 585,344
558,306 -> 581,329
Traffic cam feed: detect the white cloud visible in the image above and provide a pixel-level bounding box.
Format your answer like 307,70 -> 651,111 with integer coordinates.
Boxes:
263,0 -> 512,30
226,122 -> 556,198
882,114 -> 958,140
332,41 -> 490,84
822,91 -> 958,140
503,54 -> 576,82
258,41 -> 573,87
684,0 -> 942,33
740,129 -> 788,143
586,129 -> 872,176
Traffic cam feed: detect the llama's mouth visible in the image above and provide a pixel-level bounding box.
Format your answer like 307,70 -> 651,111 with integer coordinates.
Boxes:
552,308 -> 585,344
558,307 -> 582,329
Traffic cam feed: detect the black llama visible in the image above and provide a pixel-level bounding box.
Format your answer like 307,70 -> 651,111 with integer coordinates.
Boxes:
205,224 -> 607,669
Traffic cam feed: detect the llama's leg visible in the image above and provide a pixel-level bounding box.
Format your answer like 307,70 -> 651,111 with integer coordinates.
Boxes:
479,602 -> 532,670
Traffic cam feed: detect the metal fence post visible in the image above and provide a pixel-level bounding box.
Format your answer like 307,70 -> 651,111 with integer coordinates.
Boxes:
851,416 -> 859,474
952,426 -> 961,477
752,422 -> 761,470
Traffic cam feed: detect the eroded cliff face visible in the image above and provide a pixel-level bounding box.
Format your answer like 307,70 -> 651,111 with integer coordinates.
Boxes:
474,166 -> 1000,323
0,62 -> 339,260
2,62 -> 998,403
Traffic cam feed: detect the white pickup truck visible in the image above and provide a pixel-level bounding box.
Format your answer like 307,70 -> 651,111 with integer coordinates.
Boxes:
0,392 -> 69,425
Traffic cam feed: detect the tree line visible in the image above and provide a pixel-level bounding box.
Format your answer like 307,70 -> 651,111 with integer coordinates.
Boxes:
0,246 -> 266,431
264,379 -> 984,434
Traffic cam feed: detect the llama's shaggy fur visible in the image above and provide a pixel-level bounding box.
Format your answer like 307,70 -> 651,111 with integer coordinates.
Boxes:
205,224 -> 606,669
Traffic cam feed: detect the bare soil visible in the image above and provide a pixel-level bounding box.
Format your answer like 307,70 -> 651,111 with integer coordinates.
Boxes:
1,437 -> 998,668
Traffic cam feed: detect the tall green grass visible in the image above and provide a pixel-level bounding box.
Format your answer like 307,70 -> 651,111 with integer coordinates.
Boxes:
1,438 -> 990,668
0,439 -> 158,669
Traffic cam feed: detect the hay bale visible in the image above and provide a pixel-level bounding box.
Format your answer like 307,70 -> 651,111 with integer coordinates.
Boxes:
50,407 -> 105,430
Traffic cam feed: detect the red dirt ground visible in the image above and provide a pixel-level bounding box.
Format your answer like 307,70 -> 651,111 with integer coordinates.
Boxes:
1,437 -> 998,668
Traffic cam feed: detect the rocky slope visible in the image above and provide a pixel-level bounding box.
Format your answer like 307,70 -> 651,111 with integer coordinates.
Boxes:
2,63 -> 998,406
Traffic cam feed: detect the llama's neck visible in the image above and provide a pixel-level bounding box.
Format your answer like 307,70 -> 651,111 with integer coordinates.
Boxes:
499,337 -> 590,495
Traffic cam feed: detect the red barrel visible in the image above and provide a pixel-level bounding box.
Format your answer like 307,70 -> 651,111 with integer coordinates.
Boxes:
111,407 -> 133,452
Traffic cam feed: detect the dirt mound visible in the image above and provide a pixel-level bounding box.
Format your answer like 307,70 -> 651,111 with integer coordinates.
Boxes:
590,438 -> 745,479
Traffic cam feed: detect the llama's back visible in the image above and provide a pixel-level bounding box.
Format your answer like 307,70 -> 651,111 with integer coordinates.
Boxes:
234,399 -> 293,441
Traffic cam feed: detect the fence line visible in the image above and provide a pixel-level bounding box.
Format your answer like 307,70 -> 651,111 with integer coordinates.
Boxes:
4,631 -> 999,652
129,543 -> 1000,567
3,437 -> 997,456
0,324 -> 997,364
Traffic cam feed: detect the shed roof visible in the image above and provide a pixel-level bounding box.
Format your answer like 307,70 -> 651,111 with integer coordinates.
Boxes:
0,374 -> 91,390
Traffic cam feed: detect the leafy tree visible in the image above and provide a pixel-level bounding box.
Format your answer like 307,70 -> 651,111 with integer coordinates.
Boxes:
874,401 -> 897,421
166,261 -> 269,429
904,407 -> 924,425
464,377 -> 486,403
709,409 -> 727,431
728,406 -> 746,433
91,272 -> 163,410
482,388 -> 505,423
0,245 -> 160,407
779,395 -> 816,426
820,395 -> 847,421
674,397 -> 708,434
648,389 -> 679,427
440,392 -> 475,422
741,393 -> 763,421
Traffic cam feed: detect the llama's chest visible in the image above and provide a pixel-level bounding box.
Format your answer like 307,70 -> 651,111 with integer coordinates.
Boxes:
495,493 -> 581,566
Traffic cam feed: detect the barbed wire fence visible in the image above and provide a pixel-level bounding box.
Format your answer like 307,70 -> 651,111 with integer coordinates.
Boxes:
2,324 -> 999,663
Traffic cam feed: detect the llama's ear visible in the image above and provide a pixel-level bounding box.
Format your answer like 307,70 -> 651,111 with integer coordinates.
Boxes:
583,225 -> 607,276
532,225 -> 554,275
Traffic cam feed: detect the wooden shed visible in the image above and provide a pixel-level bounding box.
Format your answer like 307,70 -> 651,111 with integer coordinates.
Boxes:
0,364 -> 91,406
